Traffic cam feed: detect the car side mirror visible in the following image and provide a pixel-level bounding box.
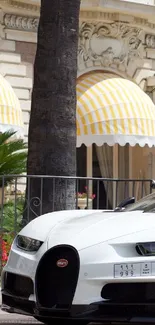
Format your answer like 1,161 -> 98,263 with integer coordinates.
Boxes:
114,197 -> 135,212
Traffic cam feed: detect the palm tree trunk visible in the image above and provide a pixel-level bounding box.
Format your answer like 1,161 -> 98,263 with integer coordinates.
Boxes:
24,0 -> 80,221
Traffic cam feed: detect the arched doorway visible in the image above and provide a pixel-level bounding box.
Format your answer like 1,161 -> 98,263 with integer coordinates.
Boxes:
76,71 -> 155,208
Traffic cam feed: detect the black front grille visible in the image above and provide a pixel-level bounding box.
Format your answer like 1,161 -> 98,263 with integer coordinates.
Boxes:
4,272 -> 34,298
35,245 -> 80,309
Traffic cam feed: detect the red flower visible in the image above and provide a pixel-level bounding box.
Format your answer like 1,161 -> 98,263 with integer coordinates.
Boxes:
0,237 -> 11,267
2,251 -> 8,261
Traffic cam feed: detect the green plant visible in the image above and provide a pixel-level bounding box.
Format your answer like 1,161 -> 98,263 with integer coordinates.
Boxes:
2,197 -> 24,231
0,197 -> 25,268
0,130 -> 27,187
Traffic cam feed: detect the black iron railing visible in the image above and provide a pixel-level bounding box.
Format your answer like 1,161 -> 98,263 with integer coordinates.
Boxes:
0,175 -> 153,272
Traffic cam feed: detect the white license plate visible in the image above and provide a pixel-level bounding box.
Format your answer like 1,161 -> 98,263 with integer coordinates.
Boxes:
114,262 -> 155,278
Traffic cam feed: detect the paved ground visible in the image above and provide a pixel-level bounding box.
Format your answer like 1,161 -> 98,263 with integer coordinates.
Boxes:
0,313 -> 39,324
0,307 -> 41,324
0,309 -> 41,324
0,292 -> 41,324
0,312 -> 40,324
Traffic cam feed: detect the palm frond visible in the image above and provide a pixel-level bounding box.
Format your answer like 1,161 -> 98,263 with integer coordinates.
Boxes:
0,130 -> 17,145
0,141 -> 27,162
0,153 -> 27,172
0,130 -> 27,186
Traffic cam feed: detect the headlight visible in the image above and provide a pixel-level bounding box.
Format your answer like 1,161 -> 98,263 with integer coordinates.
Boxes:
136,242 -> 155,256
16,235 -> 43,252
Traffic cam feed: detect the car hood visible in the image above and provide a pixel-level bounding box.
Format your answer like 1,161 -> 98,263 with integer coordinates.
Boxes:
20,209 -> 155,250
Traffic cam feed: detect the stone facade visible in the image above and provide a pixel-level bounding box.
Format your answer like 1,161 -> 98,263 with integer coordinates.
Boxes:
16,41 -> 36,65
0,38 -> 33,140
0,1 -> 39,140
0,1 -> 155,121
0,2 -> 155,132
1,0 -> 155,186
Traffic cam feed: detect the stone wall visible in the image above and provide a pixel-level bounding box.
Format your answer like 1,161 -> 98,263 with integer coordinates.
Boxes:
16,41 -> 36,65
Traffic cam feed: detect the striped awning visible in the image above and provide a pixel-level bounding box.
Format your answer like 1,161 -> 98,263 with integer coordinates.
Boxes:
0,74 -> 24,137
76,72 -> 155,148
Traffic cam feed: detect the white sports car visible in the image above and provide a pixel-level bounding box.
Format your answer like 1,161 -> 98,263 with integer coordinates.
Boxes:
2,192 -> 155,324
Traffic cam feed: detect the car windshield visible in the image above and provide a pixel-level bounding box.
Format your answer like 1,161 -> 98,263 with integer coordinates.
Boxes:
124,192 -> 155,212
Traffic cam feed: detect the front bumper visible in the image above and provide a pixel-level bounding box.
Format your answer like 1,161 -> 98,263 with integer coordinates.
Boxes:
3,290 -> 155,324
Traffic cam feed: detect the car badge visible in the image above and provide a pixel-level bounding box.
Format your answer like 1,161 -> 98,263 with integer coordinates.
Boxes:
56,259 -> 68,268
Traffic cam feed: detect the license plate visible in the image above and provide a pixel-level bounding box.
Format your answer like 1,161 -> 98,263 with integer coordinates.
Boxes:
114,262 -> 155,278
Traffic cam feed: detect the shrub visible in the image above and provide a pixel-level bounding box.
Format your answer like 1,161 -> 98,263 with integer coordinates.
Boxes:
0,197 -> 25,268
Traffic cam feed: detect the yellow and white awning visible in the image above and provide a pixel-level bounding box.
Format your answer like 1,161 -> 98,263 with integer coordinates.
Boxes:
76,72 -> 155,148
0,74 -> 24,137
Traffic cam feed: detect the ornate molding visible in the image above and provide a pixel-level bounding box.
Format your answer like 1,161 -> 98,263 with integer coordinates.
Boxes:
80,11 -> 119,22
4,14 -> 39,32
80,11 -> 155,32
145,34 -> 155,48
78,22 -> 144,72
1,0 -> 40,14
1,0 -> 155,31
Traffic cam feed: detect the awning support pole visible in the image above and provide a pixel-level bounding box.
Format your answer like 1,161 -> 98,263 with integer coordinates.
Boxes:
87,145 -> 93,208
129,146 -> 133,197
113,144 -> 118,209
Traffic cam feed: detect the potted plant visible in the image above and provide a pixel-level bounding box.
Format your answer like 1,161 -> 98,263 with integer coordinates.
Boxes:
0,130 -> 27,205
77,187 -> 96,209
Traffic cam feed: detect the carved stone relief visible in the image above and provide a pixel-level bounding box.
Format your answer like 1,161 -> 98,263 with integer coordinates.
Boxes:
1,0 -> 40,14
78,22 -> 144,72
4,14 -> 39,33
146,34 -> 155,48
2,12 -> 155,82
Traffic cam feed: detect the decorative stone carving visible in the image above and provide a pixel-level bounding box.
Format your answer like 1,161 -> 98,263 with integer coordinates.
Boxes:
78,22 -> 144,72
1,0 -> 40,14
4,14 -> 39,32
146,35 -> 155,48
0,24 -> 5,39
